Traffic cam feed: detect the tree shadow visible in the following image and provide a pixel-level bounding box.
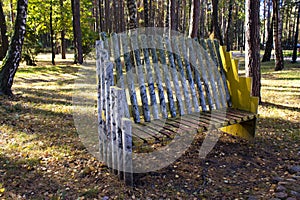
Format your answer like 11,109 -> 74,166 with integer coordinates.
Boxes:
261,101 -> 300,112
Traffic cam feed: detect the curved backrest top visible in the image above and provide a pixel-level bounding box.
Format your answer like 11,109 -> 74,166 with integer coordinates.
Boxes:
97,32 -> 230,123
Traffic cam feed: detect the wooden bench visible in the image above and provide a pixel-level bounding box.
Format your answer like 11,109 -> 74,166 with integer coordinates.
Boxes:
96,31 -> 259,185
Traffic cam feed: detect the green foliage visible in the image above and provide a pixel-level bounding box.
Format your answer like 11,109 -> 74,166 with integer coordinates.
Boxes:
22,27 -> 42,66
23,0 -> 98,59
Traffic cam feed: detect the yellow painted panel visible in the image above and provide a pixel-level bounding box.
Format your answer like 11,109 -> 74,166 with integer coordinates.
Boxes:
219,45 -> 259,114
220,123 -> 255,141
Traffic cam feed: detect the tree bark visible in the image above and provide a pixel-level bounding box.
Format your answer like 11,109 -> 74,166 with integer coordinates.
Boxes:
272,0 -> 284,71
143,0 -> 149,27
225,0 -> 233,51
262,17 -> 273,62
188,0 -> 200,38
0,0 -> 9,60
292,4 -> 300,63
50,0 -> 55,65
169,0 -> 176,31
98,0 -> 104,31
104,0 -> 110,32
71,0 -> 83,64
211,0 -> 223,45
60,0 -> 66,59
245,0 -> 261,100
0,0 -> 28,96
126,0 -> 138,29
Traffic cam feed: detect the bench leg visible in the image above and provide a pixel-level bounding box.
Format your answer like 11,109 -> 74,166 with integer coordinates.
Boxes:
122,118 -> 133,186
219,118 -> 257,140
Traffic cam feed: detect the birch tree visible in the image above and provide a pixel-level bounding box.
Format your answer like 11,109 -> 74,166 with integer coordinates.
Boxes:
0,0 -> 28,96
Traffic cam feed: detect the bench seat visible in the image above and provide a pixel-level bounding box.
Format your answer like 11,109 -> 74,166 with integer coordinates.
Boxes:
131,108 -> 258,152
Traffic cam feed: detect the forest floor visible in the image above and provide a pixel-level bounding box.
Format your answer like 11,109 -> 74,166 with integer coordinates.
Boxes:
0,55 -> 299,199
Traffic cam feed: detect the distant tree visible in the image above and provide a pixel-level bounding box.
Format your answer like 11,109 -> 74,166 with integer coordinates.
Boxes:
0,0 -> 28,96
126,0 -> 138,29
60,0 -> 66,59
262,17 -> 273,62
211,0 -> 223,45
71,0 -> 83,64
188,0 -> 200,38
169,0 -> 176,31
0,0 -> 9,61
143,0 -> 149,27
292,2 -> 300,63
225,0 -> 234,51
50,0 -> 55,65
273,0 -> 284,71
245,0 -> 261,100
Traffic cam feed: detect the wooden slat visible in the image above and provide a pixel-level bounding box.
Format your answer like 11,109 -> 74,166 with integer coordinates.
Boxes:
111,34 -> 130,118
168,116 -> 205,132
165,37 -> 185,115
171,37 -> 193,114
142,121 -> 176,139
185,38 -> 208,111
186,113 -> 223,129
120,33 -> 141,123
130,32 -> 151,122
212,109 -> 243,123
103,61 -> 114,169
157,35 -> 177,117
101,32 -> 111,57
134,120 -> 175,141
189,112 -> 229,127
121,118 -> 133,186
96,40 -> 104,162
206,39 -> 219,66
213,39 -> 232,107
206,39 -> 227,108
179,37 -> 200,112
195,40 -> 221,110
132,126 -> 158,144
110,87 -> 118,174
227,109 -> 257,121
148,36 -> 168,118
140,34 -> 159,119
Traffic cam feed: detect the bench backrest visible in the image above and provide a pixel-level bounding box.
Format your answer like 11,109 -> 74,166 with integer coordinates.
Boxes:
97,32 -> 231,123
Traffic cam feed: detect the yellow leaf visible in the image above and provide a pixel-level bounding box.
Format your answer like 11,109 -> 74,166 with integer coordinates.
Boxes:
0,188 -> 5,193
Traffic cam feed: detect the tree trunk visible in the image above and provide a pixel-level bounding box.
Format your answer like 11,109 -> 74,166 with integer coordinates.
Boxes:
169,0 -> 176,31
211,0 -> 223,45
98,0 -> 104,31
104,0 -> 110,32
50,0 -> 55,65
199,0 -> 206,37
165,0 -> 169,28
292,4 -> 300,63
143,0 -> 149,27
94,0 -> 100,33
0,0 -> 28,96
181,0 -> 186,32
72,0 -> 83,64
262,17 -> 273,62
273,0 -> 284,71
0,1 -> 9,60
60,0 -> 66,59
126,0 -> 138,29
225,0 -> 233,51
188,0 -> 200,38
245,0 -> 261,100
